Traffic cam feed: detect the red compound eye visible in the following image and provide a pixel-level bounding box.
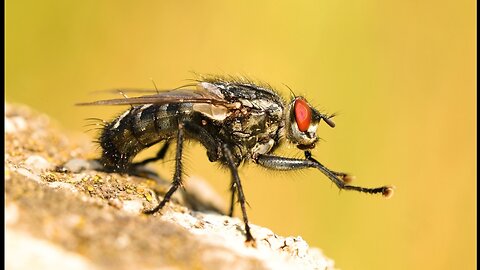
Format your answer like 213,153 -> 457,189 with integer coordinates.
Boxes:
294,98 -> 311,132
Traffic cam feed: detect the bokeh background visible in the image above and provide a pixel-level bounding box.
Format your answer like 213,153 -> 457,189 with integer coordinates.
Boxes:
6,0 -> 476,269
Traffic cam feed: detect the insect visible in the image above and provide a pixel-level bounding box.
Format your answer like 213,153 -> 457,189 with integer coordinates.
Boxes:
78,75 -> 394,245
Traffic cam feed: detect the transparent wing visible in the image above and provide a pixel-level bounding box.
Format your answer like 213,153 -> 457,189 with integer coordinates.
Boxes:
77,89 -> 231,107
89,83 -> 197,95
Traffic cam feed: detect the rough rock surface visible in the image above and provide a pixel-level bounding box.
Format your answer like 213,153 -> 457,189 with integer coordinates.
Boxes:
5,104 -> 335,270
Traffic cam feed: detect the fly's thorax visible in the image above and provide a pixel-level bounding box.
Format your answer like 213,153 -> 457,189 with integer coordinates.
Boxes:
284,97 -> 321,149
196,80 -> 285,141
240,97 -> 281,128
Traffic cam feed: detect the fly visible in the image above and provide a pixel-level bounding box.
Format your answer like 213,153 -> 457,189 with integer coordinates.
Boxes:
78,75 -> 394,245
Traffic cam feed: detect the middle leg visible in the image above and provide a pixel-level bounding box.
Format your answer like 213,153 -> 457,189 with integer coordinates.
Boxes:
228,180 -> 236,217
222,144 -> 255,245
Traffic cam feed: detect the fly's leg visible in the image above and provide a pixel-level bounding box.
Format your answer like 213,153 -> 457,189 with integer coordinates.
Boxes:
228,180 -> 236,217
143,121 -> 222,214
127,141 -> 171,178
144,126 -> 184,214
303,151 -> 354,183
132,140 -> 171,167
255,154 -> 394,197
222,144 -> 256,245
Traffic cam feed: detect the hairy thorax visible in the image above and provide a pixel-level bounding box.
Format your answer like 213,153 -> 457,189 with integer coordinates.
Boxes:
219,96 -> 285,162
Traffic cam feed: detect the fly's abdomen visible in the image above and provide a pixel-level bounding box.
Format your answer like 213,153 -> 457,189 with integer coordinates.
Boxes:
99,103 -> 190,171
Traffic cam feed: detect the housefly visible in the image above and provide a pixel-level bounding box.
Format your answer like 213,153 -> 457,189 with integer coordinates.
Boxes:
78,75 -> 394,245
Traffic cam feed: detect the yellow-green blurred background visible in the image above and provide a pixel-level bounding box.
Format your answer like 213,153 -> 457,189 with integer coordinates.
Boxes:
6,0 -> 476,269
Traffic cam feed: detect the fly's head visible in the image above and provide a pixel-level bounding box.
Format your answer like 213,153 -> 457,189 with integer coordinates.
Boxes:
285,96 -> 336,150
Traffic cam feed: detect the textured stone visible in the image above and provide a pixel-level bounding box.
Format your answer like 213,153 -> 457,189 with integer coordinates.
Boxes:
5,104 -> 335,270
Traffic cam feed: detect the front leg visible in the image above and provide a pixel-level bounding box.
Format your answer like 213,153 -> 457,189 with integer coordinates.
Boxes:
255,154 -> 394,197
303,150 -> 355,183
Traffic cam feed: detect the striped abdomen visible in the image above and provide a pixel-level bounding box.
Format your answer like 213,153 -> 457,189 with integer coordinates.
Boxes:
99,103 -> 191,171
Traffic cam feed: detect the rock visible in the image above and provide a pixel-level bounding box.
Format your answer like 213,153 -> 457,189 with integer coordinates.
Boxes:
6,231 -> 94,270
121,200 -> 144,214
182,175 -> 228,214
24,155 -> 52,173
60,158 -> 104,173
5,104 -> 335,270
5,116 -> 27,133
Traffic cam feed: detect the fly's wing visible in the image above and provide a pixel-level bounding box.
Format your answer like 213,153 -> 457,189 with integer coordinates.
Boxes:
89,83 -> 198,95
77,89 -> 233,108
